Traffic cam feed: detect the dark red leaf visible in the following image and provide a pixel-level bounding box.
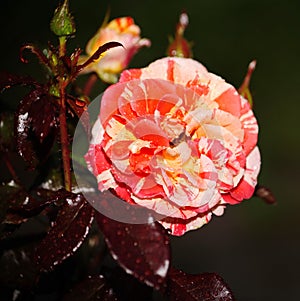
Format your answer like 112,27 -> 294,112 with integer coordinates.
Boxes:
255,185 -> 276,205
0,71 -> 39,93
96,210 -> 170,290
28,93 -> 58,143
34,193 -> 94,272
4,190 -> 37,225
15,88 -> 41,165
63,275 -> 119,301
4,188 -> 60,224
15,87 -> 58,168
0,181 -> 57,227
15,91 -> 37,168
0,183 -> 25,239
168,268 -> 235,301
75,41 -> 123,74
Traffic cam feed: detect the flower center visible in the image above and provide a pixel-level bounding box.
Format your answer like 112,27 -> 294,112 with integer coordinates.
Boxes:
170,131 -> 191,147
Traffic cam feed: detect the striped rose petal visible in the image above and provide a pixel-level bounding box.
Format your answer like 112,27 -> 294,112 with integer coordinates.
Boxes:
85,57 -> 260,236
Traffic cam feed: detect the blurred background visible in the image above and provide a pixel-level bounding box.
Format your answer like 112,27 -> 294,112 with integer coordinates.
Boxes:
0,0 -> 300,300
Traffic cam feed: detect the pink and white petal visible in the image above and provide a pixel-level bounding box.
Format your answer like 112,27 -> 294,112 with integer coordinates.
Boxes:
100,82 -> 129,126
214,110 -> 244,141
160,221 -> 188,236
229,146 -> 261,201
160,211 -> 212,236
84,143 -> 119,192
212,203 -> 226,216
239,97 -> 259,155
132,119 -> 169,146
90,118 -> 105,145
214,86 -> 242,117
138,57 -> 208,83
188,108 -> 243,143
111,160 -> 141,185
193,189 -> 222,213
131,194 -> 197,220
119,68 -> 142,82
199,124 -> 240,153
85,144 -> 110,177
114,185 -> 133,203
84,144 -> 98,175
135,176 -> 166,198
119,79 -> 183,117
221,193 -> 240,205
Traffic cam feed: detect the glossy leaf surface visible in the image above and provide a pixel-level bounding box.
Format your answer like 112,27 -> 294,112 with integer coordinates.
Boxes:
96,210 -> 170,290
15,87 -> 57,168
34,193 -> 94,272
168,268 -> 235,301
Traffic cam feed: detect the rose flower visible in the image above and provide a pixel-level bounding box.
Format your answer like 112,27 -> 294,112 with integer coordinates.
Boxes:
85,57 -> 261,236
79,17 -> 150,83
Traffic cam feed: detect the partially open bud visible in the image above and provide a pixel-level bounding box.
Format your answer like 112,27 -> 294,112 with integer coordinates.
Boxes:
167,12 -> 192,58
78,16 -> 150,83
50,0 -> 76,37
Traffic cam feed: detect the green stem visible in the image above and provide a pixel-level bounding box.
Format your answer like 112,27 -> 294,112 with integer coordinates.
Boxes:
59,36 -> 67,57
58,36 -> 71,191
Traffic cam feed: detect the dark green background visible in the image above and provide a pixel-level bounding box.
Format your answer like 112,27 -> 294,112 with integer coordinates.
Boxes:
1,0 -> 300,300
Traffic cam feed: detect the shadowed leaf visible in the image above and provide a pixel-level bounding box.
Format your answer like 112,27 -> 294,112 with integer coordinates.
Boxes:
63,275 -> 118,301
0,183 -> 31,225
0,184 -> 17,226
0,247 -> 38,289
96,210 -> 170,290
0,113 -> 14,152
4,190 -> 37,225
104,266 -> 153,301
0,183 -> 24,239
167,268 -> 235,301
34,193 -> 94,272
4,188 -> 63,226
0,71 -> 38,93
